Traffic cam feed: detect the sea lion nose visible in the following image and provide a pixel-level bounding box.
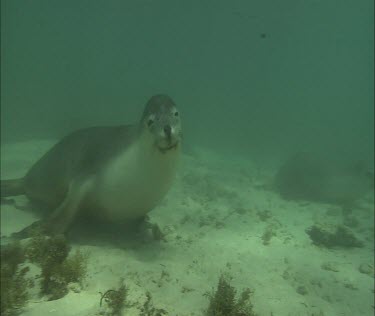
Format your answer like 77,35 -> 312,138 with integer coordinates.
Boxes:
164,125 -> 172,138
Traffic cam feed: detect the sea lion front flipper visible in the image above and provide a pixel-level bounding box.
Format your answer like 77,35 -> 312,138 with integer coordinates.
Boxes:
11,219 -> 50,239
11,178 -> 94,239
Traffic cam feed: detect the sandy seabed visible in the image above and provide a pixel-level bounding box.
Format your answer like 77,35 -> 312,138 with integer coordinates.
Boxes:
1,140 -> 374,316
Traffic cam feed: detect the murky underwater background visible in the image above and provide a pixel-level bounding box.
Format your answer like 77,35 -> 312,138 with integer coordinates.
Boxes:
1,1 -> 374,315
2,0 -> 373,164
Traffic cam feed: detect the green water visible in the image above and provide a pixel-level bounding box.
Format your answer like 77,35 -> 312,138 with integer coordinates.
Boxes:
1,0 -> 373,165
1,1 -> 374,315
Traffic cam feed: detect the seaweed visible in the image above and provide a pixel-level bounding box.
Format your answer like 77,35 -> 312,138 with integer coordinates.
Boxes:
0,242 -> 30,316
205,274 -> 256,316
99,279 -> 128,316
261,225 -> 276,245
40,248 -> 88,300
140,291 -> 167,316
98,282 -> 168,316
26,233 -> 70,265
25,234 -> 88,300
1,234 -> 88,313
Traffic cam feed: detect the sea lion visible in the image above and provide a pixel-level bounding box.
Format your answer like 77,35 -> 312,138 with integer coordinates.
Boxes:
1,94 -> 182,238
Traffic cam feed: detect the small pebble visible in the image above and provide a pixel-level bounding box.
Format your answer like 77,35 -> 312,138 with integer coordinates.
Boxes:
321,261 -> 340,272
296,285 -> 308,295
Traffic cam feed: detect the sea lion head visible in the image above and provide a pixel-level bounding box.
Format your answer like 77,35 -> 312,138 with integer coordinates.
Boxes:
140,94 -> 182,153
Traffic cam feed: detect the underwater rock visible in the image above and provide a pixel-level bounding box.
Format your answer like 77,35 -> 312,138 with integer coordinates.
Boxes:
321,261 -> 340,272
342,214 -> 360,228
358,263 -> 374,276
306,223 -> 364,248
274,152 -> 373,206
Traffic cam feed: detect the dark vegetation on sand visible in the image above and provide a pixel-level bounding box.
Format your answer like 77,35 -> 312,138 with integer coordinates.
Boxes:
205,274 -> 256,316
1,234 -> 88,315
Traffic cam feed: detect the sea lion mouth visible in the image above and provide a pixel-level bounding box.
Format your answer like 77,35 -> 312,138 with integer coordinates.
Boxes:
157,142 -> 178,153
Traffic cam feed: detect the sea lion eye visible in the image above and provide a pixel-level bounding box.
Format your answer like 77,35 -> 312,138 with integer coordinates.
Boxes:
147,119 -> 154,127
174,112 -> 179,117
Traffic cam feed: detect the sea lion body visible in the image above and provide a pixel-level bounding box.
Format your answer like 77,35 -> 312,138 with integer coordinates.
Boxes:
1,94 -> 182,237
88,130 -> 180,222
